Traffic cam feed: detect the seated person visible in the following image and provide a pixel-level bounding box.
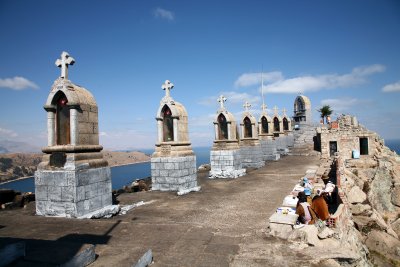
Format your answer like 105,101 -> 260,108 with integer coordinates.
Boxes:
295,191 -> 315,224
311,190 -> 330,221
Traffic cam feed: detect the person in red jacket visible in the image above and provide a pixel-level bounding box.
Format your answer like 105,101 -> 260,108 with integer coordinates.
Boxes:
311,192 -> 330,221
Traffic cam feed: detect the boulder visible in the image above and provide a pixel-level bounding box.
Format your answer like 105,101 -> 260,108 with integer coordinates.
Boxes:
288,225 -> 321,247
368,167 -> 396,213
269,223 -> 294,239
318,227 -> 335,239
365,230 -> 400,266
347,186 -> 367,204
391,218 -> 400,237
350,203 -> 372,216
392,183 -> 400,207
311,259 -> 341,267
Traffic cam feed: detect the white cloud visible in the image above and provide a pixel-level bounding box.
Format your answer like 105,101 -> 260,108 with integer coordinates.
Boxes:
235,64 -> 385,94
154,7 -> 174,21
0,76 -> 39,90
234,71 -> 283,87
382,81 -> 400,93
0,127 -> 18,138
320,98 -> 367,112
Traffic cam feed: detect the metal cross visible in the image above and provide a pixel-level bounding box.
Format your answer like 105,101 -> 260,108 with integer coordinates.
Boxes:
55,51 -> 75,79
261,103 -> 267,112
273,105 -> 279,115
162,80 -> 174,97
243,101 -> 251,111
282,108 -> 287,116
218,95 -> 227,109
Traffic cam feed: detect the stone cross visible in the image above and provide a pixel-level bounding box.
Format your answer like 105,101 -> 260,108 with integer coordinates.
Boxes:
243,101 -> 251,111
273,105 -> 279,115
282,108 -> 287,116
55,51 -> 75,80
162,80 -> 174,97
218,95 -> 227,109
261,103 -> 267,112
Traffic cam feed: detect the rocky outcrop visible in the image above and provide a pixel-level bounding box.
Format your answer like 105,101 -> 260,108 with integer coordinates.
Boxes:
341,135 -> 400,265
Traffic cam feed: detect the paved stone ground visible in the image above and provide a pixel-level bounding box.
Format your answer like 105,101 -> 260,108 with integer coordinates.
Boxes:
0,155 -> 320,267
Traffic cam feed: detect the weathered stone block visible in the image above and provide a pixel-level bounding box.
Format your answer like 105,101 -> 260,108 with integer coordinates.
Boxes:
35,185 -> 48,201
48,186 -> 62,201
348,185 -> 367,204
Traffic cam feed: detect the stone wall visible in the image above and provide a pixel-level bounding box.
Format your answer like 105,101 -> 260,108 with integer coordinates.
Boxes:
151,155 -> 197,191
260,139 -> 280,161
240,140 -> 264,168
35,166 -> 112,217
209,149 -> 245,178
77,104 -> 99,145
319,127 -> 377,160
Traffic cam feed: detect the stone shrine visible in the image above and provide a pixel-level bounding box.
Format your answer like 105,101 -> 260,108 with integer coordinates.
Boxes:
258,103 -> 280,161
272,106 -> 289,155
293,94 -> 312,124
209,95 -> 246,178
239,102 -> 265,168
35,52 -> 113,217
151,80 -> 199,192
281,108 -> 295,148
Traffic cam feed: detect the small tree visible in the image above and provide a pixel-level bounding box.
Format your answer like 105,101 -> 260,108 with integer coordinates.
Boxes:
318,105 -> 333,124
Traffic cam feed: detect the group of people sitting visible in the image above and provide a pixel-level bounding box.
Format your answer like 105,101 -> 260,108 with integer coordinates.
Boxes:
295,178 -> 337,225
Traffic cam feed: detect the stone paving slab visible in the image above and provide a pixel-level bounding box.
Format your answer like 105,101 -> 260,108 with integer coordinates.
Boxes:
0,155 -> 320,266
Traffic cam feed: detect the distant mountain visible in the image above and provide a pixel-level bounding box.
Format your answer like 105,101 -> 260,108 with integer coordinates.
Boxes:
0,140 -> 41,154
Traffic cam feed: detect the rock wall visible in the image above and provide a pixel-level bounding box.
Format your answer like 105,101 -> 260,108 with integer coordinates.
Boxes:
340,136 -> 400,266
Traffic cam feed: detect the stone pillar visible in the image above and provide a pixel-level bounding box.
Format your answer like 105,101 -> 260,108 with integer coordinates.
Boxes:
70,107 -> 79,146
252,124 -> 256,138
214,123 -> 219,140
227,122 -> 231,140
240,125 -> 244,139
46,109 -> 56,147
157,119 -> 163,143
173,118 -> 178,141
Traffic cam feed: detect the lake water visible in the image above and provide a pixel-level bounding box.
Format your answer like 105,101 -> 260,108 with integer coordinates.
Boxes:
0,147 -> 211,193
2,142 -> 399,193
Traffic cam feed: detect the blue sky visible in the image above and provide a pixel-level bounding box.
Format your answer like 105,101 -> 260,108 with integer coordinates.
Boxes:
0,0 -> 399,150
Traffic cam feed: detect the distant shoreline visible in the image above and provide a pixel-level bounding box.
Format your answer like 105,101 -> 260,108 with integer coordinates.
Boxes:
0,160 -> 151,186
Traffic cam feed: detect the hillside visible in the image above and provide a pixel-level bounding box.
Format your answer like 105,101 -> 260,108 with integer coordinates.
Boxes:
0,151 -> 151,183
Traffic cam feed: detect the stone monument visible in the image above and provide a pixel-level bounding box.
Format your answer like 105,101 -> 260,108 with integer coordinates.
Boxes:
293,94 -> 312,124
151,80 -> 199,193
35,52 -> 113,217
258,104 -> 280,161
272,106 -> 289,155
239,102 -> 265,168
282,108 -> 294,147
209,95 -> 245,178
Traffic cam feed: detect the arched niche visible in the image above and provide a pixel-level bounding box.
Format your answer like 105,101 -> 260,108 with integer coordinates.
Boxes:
261,116 -> 269,134
161,105 -> 174,142
295,98 -> 305,112
273,117 -> 280,132
52,91 -> 70,145
244,117 -> 252,138
283,117 -> 289,131
217,113 -> 228,140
